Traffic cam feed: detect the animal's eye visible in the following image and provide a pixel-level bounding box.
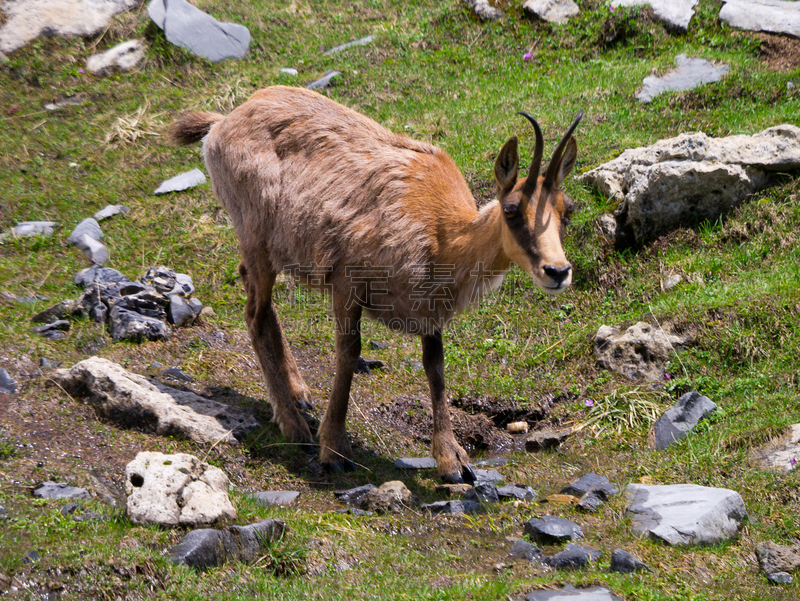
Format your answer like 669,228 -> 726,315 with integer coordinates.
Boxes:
503,205 -> 520,222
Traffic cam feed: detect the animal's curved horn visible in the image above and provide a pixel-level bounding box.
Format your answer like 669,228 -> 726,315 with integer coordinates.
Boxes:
518,112 -> 544,200
543,110 -> 584,187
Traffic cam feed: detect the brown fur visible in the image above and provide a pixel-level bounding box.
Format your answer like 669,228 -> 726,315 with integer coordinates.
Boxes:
171,86 -> 580,483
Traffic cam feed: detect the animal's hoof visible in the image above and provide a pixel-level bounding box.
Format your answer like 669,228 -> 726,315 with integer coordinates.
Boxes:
461,464 -> 477,484
322,458 -> 356,474
440,464 -> 476,485
296,399 -> 314,411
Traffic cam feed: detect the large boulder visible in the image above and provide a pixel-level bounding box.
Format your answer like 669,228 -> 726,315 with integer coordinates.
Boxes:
594,322 -> 691,381
125,451 -> 237,527
50,357 -> 259,445
720,0 -> 800,39
579,125 -> 800,245
610,0 -> 698,32
625,483 -> 748,545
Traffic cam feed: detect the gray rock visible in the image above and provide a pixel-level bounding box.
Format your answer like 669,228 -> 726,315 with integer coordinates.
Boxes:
473,457 -> 509,468
720,0 -> 800,38
9,221 -> 58,238
754,541 -> 800,575
637,54 -> 729,103
464,0 -> 504,21
611,0 -> 698,32
394,457 -> 438,469
109,305 -> 171,342
32,482 -> 90,501
752,423 -> 800,472
663,274 -> 683,291
77,234 -> 110,265
188,298 -> 204,318
75,265 -> 130,287
561,473 -> 619,499
0,369 -> 18,395
307,70 -> 341,90
154,168 -> 206,194
169,519 -> 286,570
172,273 -> 195,297
578,125 -> 800,245
497,484 -> 537,501
39,358 -> 60,370
86,40 -> 145,75
474,468 -> 504,485
31,299 -> 81,323
526,584 -> 624,600
31,320 -> 70,339
0,0 -> 140,57
43,95 -> 87,111
422,500 -> 482,514
525,427 -> 573,451
167,294 -> 195,327
148,0 -> 250,62
141,266 -> 177,294
509,539 -> 543,561
126,451 -> 237,527
625,483 -> 748,546
523,0 -> 580,24
0,505 -> 8,520
336,507 -> 373,516
362,481 -> 414,513
68,218 -> 103,245
577,491 -> 608,512
334,484 -> 377,506
22,551 -> 40,564
51,357 -> 259,444
250,491 -> 300,506
324,35 -> 375,55
524,515 -> 584,544
369,340 -> 389,350
547,543 -> 601,570
93,204 -> 130,221
654,391 -> 717,450
609,549 -> 652,573
89,301 -> 107,323
594,322 -> 691,381
768,572 -> 793,584
356,356 -> 372,375
162,366 -> 193,382
280,68 -> 298,76
465,483 -> 500,503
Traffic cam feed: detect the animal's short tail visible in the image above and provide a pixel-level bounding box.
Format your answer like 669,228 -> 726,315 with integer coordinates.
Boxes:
169,111 -> 225,145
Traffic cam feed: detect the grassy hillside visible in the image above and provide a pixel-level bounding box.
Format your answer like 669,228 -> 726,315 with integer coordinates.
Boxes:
1,1 -> 799,599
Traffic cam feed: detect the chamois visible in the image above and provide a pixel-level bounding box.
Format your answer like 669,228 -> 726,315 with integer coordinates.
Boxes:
171,86 -> 582,484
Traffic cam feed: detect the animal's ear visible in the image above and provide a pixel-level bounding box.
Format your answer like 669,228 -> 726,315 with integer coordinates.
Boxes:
494,136 -> 519,197
554,137 -> 577,187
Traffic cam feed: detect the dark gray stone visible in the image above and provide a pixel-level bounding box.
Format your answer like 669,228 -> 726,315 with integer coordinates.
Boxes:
465,483 -> 500,503
334,484 -> 377,506
394,457 -> 438,470
526,584 -> 624,601
75,265 -> 130,287
163,366 -> 194,382
68,218 -> 103,245
109,306 -> 171,342
33,482 -> 91,501
0,505 -> 8,520
609,549 -> 652,573
369,340 -> 389,350
754,541 -> 800,575
31,320 -> 70,339
335,507 -> 373,516
168,295 -> 195,327
169,529 -> 223,570
547,543 -> 601,570
509,539 -> 543,561
577,490 -> 607,512
153,168 -> 207,194
39,358 -> 60,370
474,468 -> 504,485
561,473 -> 619,499
59,502 -> 81,516
77,234 -> 110,265
654,391 -> 717,450
0,369 -> 17,395
73,510 -> 107,522
524,515 -> 584,544
93,204 -> 129,221
31,299 -> 81,324
250,491 -> 300,506
768,572 -> 793,585
172,273 -> 195,297
324,35 -> 375,55
422,500 -> 482,514
141,266 -> 177,294
90,302 -> 107,324
148,0 -> 250,63
22,551 -> 40,564
114,288 -> 168,320
307,70 -> 341,90
188,298 -> 204,318
356,356 -> 372,375
497,484 -> 536,501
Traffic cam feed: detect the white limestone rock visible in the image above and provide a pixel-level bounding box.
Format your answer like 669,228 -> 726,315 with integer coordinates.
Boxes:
523,0 -> 579,24
636,54 -> 729,103
720,0 -> 800,39
86,40 -> 146,75
610,0 -> 698,32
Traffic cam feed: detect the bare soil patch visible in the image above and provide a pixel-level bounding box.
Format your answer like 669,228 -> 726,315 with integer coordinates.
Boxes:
759,33 -> 800,71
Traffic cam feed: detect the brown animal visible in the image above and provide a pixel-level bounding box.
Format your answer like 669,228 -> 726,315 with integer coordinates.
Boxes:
171,86 -> 582,483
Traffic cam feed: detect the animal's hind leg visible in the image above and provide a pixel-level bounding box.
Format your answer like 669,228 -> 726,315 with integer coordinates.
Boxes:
317,298 -> 362,472
240,262 -> 313,445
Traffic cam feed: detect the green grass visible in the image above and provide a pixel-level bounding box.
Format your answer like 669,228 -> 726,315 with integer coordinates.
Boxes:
2,0 -> 800,599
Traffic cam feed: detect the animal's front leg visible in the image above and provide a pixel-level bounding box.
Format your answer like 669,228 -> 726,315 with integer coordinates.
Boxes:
422,331 -> 476,484
318,300 -> 362,472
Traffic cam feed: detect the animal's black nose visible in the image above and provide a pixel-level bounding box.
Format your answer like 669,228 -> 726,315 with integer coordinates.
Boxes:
544,265 -> 571,286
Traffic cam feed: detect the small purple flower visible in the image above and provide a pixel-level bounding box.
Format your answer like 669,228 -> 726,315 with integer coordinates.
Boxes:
78,68 -> 84,74
664,373 -> 672,380
584,399 -> 594,408
523,51 -> 533,61
792,455 -> 797,468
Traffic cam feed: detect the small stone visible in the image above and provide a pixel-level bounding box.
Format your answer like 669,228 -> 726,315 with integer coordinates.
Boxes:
22,551 -> 40,564
356,356 -> 371,375
653,391 -> 717,450
474,469 -> 504,485
306,70 -> 341,90
577,490 -> 607,512
561,473 -> 619,499
435,483 -> 473,497
280,68 -> 298,76
497,484 -> 536,501
86,40 -> 145,75
0,369 -> 17,395
465,483 -> 500,503
9,221 -> 58,238
171,274 -> 195,297
163,366 -> 194,382
31,300 -> 80,324
32,482 -> 91,501
422,500 -> 482,514
362,481 -> 414,513
523,0 -> 580,24
611,0 -> 699,32
77,234 -> 110,265
334,484 -> 377,506
525,427 -> 573,452
755,541 -> 800,575
109,306 -> 171,342
506,421 -> 529,433
324,35 -> 375,55
335,508 -> 373,516
59,502 -> 81,516
509,539 -> 543,561
547,543 -> 601,570
93,204 -> 130,221
0,505 -> 8,520
663,274 -> 683,291
68,218 -> 103,245
369,340 -> 389,350
74,265 -> 130,287
31,320 -> 71,339
90,302 -> 108,323
250,491 -> 300,506
768,572 -> 793,584
154,169 -> 206,194
523,515 -> 584,544
188,298 -> 203,318
39,358 -> 60,370
394,457 -> 437,470
168,295 -> 195,327
609,549 -> 652,573
465,0 -> 504,21
526,585 -> 624,601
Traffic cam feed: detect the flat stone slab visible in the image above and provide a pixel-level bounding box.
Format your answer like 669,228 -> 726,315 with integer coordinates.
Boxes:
154,169 -> 206,194
523,0 -> 580,24
6,221 -> 58,238
306,70 -> 341,90
720,0 -> 800,39
148,0 -> 250,62
524,515 -> 584,544
752,423 -> 800,472
32,482 -> 90,501
0,0 -> 140,57
754,541 -> 800,575
394,457 -> 437,469
625,483 -> 748,546
87,40 -> 145,75
654,391 -> 717,450
611,0 -> 698,32
561,473 -> 619,498
526,584 -> 625,601
250,491 -> 300,506
324,35 -> 375,55
422,500 -> 482,514
93,204 -> 130,221
637,54 -> 729,103
609,549 -> 652,573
